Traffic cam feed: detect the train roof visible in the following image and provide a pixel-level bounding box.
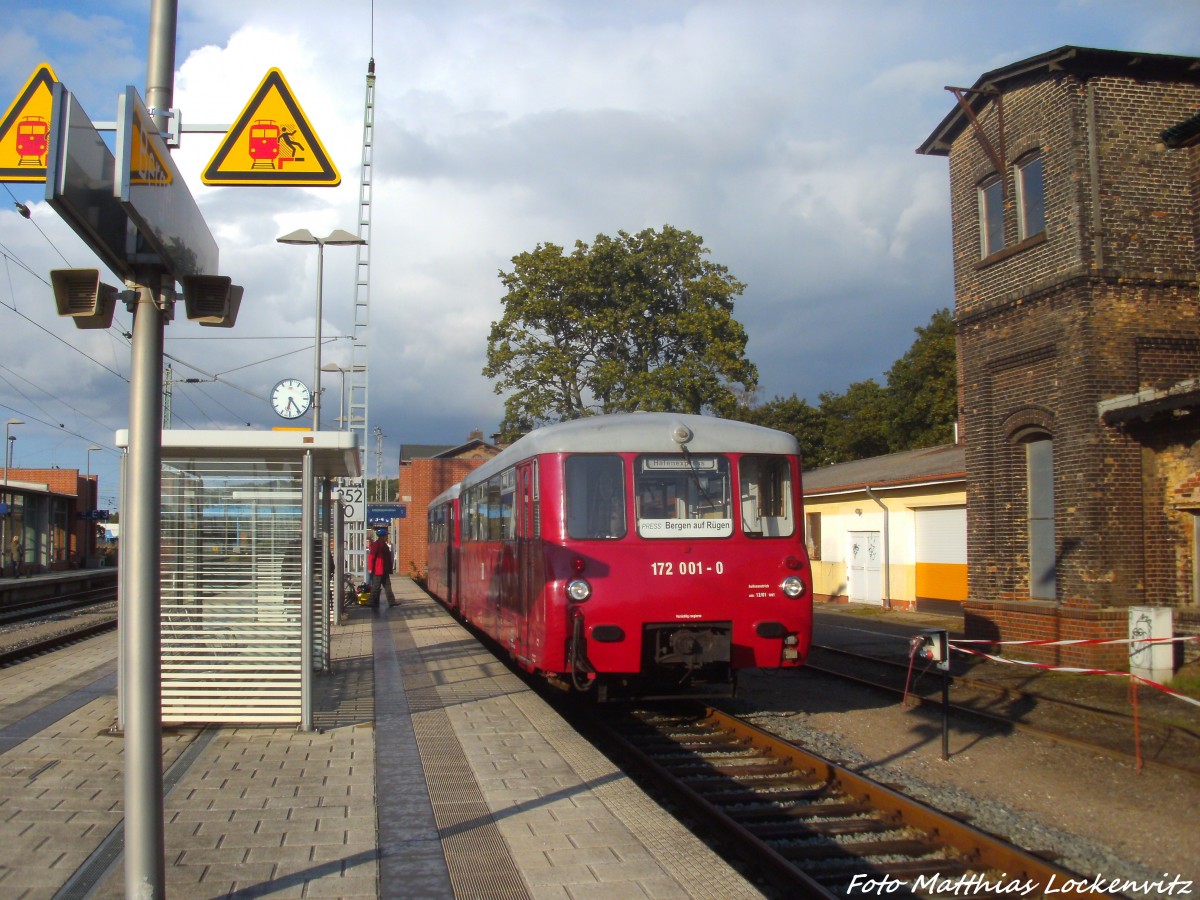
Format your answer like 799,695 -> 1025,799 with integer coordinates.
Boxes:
429,482 -> 462,508
461,413 -> 800,488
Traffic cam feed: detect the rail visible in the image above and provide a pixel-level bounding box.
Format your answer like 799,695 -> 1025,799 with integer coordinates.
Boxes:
593,704 -> 1118,899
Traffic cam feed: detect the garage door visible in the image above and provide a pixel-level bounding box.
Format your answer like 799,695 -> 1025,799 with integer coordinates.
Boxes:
914,506 -> 967,614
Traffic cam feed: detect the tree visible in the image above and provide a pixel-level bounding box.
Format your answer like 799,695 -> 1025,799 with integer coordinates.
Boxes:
484,226 -> 758,438
883,307 -> 958,451
818,379 -> 891,465
735,394 -> 827,466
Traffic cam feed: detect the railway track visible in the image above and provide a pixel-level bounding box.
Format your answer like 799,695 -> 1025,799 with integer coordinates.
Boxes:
594,703 -> 1117,899
804,644 -> 1200,777
0,584 -> 117,624
0,583 -> 119,667
0,618 -> 117,667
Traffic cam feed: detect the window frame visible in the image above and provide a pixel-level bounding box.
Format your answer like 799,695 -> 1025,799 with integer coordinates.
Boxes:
1015,151 -> 1045,242
634,453 -> 733,540
564,454 -> 627,541
738,454 -> 796,539
1025,436 -> 1056,601
978,174 -> 1005,258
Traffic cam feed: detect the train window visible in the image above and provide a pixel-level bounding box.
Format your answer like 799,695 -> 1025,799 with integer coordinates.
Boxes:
499,470 -> 516,540
465,485 -> 484,542
740,456 -> 795,538
486,476 -> 505,541
566,455 -> 626,540
635,455 -> 732,539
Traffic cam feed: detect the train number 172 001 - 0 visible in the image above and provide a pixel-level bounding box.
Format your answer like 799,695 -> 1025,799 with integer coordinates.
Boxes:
651,561 -> 725,576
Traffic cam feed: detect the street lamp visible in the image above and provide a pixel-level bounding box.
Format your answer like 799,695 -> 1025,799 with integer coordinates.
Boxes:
276,228 -> 367,431
85,446 -> 101,566
4,419 -> 24,570
321,363 -> 364,430
86,445 -> 102,512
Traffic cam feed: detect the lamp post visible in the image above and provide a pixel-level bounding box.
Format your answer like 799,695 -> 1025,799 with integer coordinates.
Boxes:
276,229 -> 366,431
85,445 -> 101,565
4,418 -> 21,471
320,364 -> 349,430
85,446 -> 101,512
4,419 -> 23,566
320,363 -> 364,430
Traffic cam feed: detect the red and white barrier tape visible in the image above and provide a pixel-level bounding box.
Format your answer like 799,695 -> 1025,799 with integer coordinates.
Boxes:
954,635 -> 1198,648
951,644 -> 1200,709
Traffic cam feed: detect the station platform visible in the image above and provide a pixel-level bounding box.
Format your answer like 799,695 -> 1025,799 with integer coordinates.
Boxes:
0,577 -> 766,899
0,565 -> 116,604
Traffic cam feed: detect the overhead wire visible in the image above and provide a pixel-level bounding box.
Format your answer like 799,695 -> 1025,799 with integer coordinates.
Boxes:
0,363 -> 120,437
3,201 -> 359,436
3,185 -> 72,268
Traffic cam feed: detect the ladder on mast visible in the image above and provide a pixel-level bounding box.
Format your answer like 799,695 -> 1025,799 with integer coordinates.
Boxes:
345,58 -> 375,580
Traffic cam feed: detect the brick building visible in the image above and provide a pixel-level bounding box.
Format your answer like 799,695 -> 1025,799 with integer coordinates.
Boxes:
395,433 -> 501,579
918,46 -> 1200,669
1,467 -> 99,573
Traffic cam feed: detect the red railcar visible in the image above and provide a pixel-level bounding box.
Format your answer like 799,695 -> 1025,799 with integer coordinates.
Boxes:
427,413 -> 812,699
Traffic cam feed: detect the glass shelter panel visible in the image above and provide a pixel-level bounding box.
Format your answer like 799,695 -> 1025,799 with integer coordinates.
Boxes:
160,457 -> 305,724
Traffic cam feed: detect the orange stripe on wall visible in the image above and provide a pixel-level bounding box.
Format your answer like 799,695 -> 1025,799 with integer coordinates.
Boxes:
915,562 -> 967,601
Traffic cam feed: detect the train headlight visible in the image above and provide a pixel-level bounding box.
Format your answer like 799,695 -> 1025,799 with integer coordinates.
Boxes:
781,576 -> 806,598
567,579 -> 592,602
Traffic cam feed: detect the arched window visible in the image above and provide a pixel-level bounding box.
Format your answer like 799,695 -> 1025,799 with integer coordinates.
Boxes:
1025,436 -> 1056,600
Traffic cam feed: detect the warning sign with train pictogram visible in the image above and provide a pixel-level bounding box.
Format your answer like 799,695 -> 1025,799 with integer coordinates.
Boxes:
202,68 -> 340,186
0,64 -> 59,182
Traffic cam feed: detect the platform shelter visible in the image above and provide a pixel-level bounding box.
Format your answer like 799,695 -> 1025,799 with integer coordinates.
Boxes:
116,429 -> 359,728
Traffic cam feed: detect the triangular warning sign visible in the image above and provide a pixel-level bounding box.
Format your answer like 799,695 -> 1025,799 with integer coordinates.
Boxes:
0,64 -> 59,183
202,68 -> 340,186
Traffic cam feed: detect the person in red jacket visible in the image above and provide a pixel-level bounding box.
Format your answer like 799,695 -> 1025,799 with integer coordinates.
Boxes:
367,527 -> 397,609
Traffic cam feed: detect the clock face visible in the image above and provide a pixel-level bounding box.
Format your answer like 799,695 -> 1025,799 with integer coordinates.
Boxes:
272,379 -> 312,419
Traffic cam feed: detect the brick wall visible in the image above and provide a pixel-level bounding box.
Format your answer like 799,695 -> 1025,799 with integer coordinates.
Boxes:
1,467 -> 91,570
941,58 -> 1200,669
396,457 -> 490,578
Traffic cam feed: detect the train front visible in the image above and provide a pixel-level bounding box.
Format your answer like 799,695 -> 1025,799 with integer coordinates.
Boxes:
549,419 -> 813,698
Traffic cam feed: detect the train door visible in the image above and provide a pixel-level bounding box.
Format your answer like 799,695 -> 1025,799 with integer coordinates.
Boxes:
516,460 -> 540,664
446,502 -> 458,608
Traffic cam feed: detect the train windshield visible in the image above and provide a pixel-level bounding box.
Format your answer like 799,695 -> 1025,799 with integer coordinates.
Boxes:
635,454 -> 732,539
566,455 -> 627,540
739,455 -> 795,538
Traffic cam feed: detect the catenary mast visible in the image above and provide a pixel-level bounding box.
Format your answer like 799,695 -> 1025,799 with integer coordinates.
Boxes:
345,57 -> 375,578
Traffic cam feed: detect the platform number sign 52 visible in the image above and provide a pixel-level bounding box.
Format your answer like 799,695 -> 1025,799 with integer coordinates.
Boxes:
339,479 -> 366,523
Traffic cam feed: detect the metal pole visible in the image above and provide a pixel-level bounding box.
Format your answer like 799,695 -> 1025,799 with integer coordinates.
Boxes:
86,446 -> 101,563
312,243 -> 325,432
941,668 -> 950,761
124,281 -> 167,898
338,369 -> 346,429
333,490 -> 345,626
320,478 -> 331,671
301,451 -> 313,730
126,0 -> 175,894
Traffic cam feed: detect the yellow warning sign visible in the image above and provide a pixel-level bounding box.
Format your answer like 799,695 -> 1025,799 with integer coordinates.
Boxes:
0,64 -> 59,183
202,68 -> 340,186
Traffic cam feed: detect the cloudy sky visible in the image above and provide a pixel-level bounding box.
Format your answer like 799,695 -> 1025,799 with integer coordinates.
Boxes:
1,1 -> 1198,508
